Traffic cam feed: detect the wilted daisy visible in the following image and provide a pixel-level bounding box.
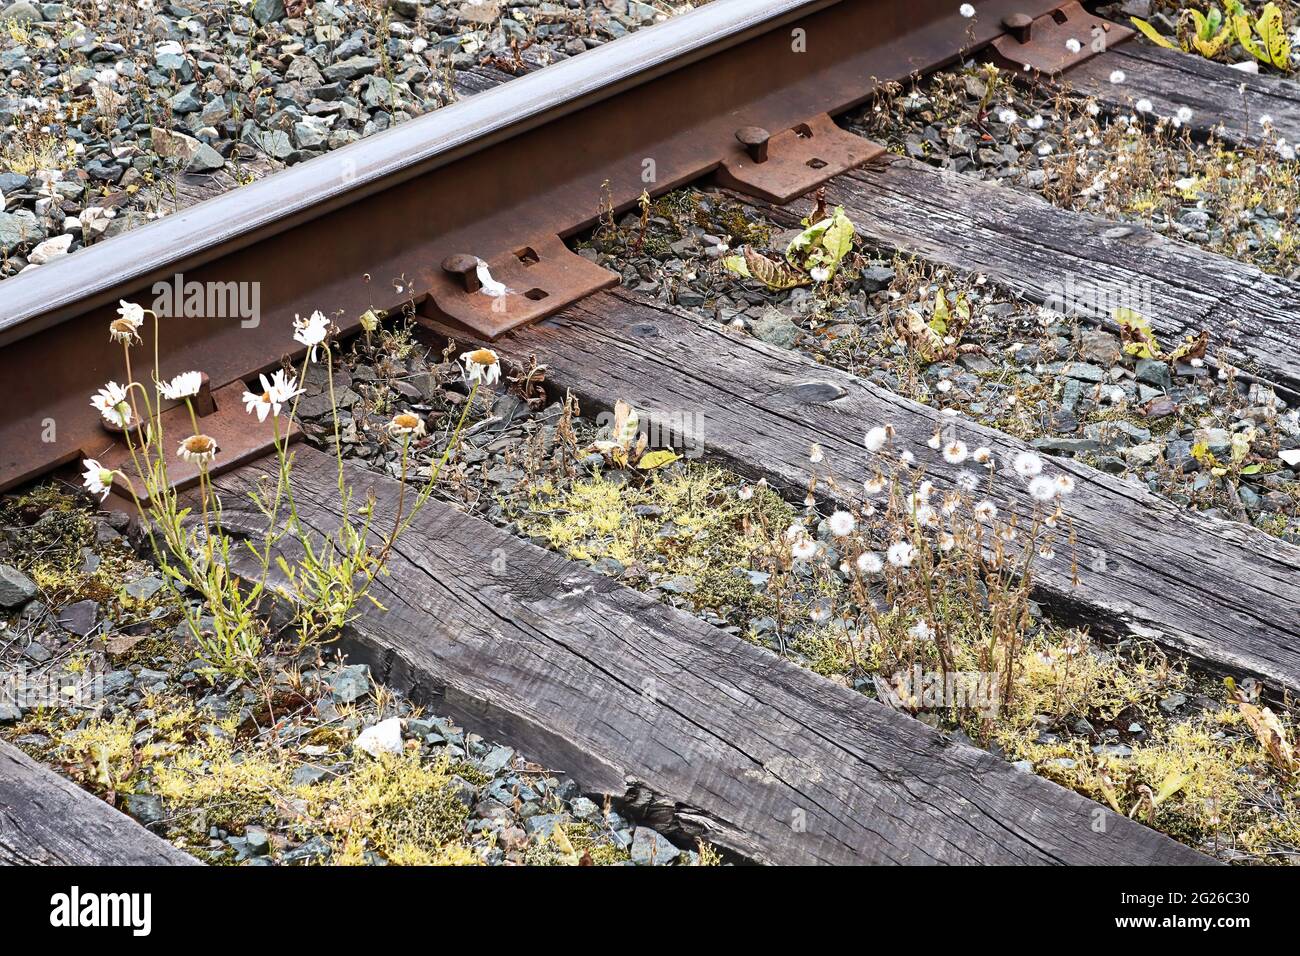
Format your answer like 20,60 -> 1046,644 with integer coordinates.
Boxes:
942,439 -> 968,465
110,300 -> 144,344
82,459 -> 115,501
461,347 -> 501,386
158,370 -> 203,401
937,532 -> 956,552
809,443 -> 824,465
242,369 -> 303,422
1038,545 -> 1056,562
293,310 -> 331,361
388,412 -> 426,438
1054,474 -> 1076,496
864,474 -> 886,496
864,424 -> 893,453
886,540 -> 915,567
956,470 -> 979,492
177,433 -> 219,465
1028,475 -> 1057,502
1012,450 -> 1043,479
927,432 -> 942,450
828,510 -> 855,536
91,381 -> 133,428
971,446 -> 991,464
973,500 -> 997,523
856,551 -> 883,575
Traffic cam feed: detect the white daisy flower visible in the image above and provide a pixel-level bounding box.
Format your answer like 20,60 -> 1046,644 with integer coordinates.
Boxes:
82,459 -> 115,501
293,310 -> 331,361
158,370 -> 203,401
1013,450 -> 1043,478
91,381 -> 133,428
242,369 -> 303,422
177,433 -> 219,465
460,347 -> 501,386
828,510 -> 856,536
388,412 -> 426,438
110,300 -> 144,344
942,439 -> 968,465
886,541 -> 915,567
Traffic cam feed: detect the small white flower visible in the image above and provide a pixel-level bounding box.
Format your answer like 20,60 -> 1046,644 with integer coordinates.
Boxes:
956,470 -> 979,492
856,551 -> 884,575
82,459 -> 115,501
864,424 -> 893,453
1054,474 -> 1076,496
293,310 -> 331,361
1028,475 -> 1057,502
1176,106 -> 1193,124
997,108 -> 1018,125
809,444 -> 824,464
177,433 -> 219,465
791,537 -> 817,561
1136,98 -> 1153,114
242,369 -> 303,422
461,348 -> 501,386
1038,545 -> 1056,562
971,446 -> 991,464
158,370 -> 203,401
864,475 -> 886,496
388,412 -> 426,438
1109,69 -> 1126,85
886,541 -> 915,567
942,439 -> 968,465
909,619 -> 933,642
91,381 -> 133,428
828,510 -> 856,536
927,433 -> 942,450
959,3 -> 975,18
1013,450 -> 1043,478
973,500 -> 997,523
899,450 -> 915,466
937,532 -> 956,552
1065,38 -> 1081,54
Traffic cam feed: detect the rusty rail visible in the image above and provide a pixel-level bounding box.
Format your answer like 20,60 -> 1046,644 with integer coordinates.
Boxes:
0,0 -> 1125,494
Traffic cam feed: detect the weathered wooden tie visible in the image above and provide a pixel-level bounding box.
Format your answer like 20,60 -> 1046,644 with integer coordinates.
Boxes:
0,739 -> 198,866
742,153 -> 1300,397
209,447 -> 1210,866
479,289 -> 1300,697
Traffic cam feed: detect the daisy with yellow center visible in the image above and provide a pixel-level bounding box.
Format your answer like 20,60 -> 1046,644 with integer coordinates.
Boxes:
242,369 -> 303,423
82,459 -> 116,501
91,381 -> 133,428
178,434 -> 219,465
158,370 -> 203,401
460,347 -> 501,386
388,412 -> 426,438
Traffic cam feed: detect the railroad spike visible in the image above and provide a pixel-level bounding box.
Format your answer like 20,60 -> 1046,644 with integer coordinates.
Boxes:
735,126 -> 770,164
441,253 -> 483,293
1002,12 -> 1034,43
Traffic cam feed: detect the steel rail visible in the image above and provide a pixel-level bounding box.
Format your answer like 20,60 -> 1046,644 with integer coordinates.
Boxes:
0,0 -> 1111,492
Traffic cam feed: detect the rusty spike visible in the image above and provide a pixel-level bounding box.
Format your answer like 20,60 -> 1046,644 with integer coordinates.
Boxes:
441,254 -> 483,293
735,126 -> 771,164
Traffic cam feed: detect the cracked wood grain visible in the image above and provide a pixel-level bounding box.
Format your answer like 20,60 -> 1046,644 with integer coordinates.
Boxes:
0,740 -> 198,866
479,289 -> 1300,698
742,153 -> 1300,397
209,446 -> 1209,865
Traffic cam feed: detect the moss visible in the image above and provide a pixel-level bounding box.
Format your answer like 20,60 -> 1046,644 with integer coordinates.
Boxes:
516,466 -> 794,623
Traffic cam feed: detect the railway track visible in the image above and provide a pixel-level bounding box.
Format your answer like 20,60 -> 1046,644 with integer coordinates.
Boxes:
2,0 -> 1297,868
